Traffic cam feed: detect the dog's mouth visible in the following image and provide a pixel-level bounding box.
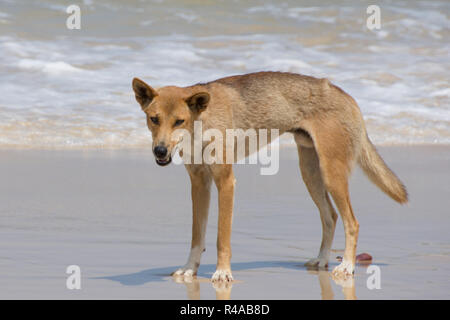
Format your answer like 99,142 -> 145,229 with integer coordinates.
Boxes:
155,155 -> 172,166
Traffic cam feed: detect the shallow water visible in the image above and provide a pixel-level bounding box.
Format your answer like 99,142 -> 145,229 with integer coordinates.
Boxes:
0,0 -> 449,147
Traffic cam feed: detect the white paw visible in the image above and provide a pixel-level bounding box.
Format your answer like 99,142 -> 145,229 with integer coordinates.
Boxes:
332,261 -> 354,279
305,257 -> 328,268
172,267 -> 196,278
211,269 -> 233,282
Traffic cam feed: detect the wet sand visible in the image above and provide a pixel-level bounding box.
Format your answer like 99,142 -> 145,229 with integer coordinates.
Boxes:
0,146 -> 449,299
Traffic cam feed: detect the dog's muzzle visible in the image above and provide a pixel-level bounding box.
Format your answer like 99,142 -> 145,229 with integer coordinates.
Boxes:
154,145 -> 172,166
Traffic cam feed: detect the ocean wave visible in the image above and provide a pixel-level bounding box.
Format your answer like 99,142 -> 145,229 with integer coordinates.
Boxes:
0,0 -> 448,148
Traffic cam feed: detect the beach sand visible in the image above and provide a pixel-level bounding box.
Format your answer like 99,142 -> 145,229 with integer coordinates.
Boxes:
0,146 -> 449,299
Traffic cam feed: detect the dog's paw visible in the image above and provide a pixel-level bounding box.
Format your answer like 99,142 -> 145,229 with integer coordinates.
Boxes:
331,261 -> 354,279
211,269 -> 233,282
304,258 -> 328,269
171,267 -> 196,278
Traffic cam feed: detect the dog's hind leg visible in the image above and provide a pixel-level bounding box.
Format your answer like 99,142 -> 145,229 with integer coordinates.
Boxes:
321,159 -> 359,278
296,139 -> 338,269
172,164 -> 212,278
308,120 -> 360,278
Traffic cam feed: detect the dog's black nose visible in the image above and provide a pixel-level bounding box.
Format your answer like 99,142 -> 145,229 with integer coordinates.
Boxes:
154,145 -> 168,158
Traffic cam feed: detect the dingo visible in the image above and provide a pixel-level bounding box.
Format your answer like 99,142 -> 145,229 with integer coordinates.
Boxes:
132,72 -> 407,282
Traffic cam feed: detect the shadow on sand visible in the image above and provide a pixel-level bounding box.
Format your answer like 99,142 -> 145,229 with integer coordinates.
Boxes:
96,259 -> 384,299
97,260 -> 305,286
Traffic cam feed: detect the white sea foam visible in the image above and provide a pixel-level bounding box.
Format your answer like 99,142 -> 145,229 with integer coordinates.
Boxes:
17,59 -> 83,75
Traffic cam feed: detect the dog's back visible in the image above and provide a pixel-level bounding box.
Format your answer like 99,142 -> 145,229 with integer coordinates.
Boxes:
200,72 -> 359,134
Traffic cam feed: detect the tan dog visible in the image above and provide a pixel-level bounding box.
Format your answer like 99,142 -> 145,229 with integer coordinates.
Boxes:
132,72 -> 408,282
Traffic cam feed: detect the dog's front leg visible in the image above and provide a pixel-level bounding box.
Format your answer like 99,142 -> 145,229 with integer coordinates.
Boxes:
211,164 -> 235,282
172,165 -> 212,278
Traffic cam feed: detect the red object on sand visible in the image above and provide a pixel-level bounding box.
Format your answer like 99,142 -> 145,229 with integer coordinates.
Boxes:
356,253 -> 373,264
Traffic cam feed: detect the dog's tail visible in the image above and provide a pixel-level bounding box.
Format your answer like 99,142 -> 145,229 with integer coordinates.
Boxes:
358,135 -> 408,204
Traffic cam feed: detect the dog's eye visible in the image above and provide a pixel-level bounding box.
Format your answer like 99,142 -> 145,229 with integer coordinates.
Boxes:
174,119 -> 184,127
150,117 -> 159,125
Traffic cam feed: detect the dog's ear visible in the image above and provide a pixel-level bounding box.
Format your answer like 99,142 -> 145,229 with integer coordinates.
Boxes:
186,92 -> 210,114
132,78 -> 158,109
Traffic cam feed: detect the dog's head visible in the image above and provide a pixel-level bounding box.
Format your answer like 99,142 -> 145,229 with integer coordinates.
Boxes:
132,78 -> 209,166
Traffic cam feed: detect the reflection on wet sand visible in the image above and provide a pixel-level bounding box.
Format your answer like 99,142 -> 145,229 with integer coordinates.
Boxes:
172,268 -> 358,300
172,275 -> 233,300
100,259 -> 369,299
306,269 -> 357,300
